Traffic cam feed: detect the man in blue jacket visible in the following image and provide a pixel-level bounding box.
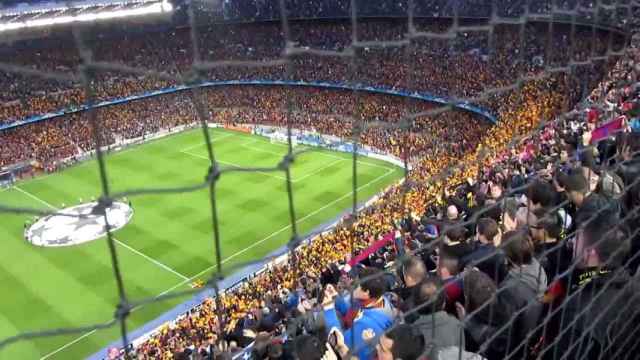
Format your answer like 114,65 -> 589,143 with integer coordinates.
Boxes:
322,267 -> 396,360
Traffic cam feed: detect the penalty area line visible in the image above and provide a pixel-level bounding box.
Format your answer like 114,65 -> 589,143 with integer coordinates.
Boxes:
179,132 -> 235,152
179,150 -> 289,181
265,141 -> 395,171
293,158 -> 345,183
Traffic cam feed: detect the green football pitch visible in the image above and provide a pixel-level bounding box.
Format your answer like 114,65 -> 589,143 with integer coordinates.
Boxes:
0,127 -> 403,359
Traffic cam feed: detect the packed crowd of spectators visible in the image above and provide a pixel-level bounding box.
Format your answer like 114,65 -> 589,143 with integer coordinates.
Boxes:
0,14 -> 638,360
124,35 -> 639,360
0,19 -> 620,126
0,92 -> 197,168
0,19 -> 620,173
209,0 -> 637,28
0,86 -> 489,170
206,86 -> 490,160
3,0 -> 637,27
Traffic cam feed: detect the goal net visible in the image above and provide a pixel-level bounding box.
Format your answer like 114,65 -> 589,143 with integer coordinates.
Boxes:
268,130 -> 298,147
0,1 -> 639,360
0,171 -> 13,188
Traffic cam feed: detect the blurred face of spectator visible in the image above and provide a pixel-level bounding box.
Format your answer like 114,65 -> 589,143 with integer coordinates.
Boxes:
573,228 -> 599,268
353,284 -> 371,301
528,213 -> 545,243
567,190 -> 585,207
502,211 -> 518,232
353,268 -> 386,301
436,253 -> 459,281
516,206 -> 530,228
446,205 -> 458,220
375,334 -> 394,360
402,257 -> 426,288
476,218 -> 499,245
564,173 -> 590,207
490,182 -> 503,199
475,228 -> 482,243
582,168 -> 600,192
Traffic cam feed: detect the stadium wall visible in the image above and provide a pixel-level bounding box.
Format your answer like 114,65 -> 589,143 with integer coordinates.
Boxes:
0,79 -> 497,132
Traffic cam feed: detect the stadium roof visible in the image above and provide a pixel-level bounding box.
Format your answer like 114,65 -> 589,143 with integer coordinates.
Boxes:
0,0 -> 173,32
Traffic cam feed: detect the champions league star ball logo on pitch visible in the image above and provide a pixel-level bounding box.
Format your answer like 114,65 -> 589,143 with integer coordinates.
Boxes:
26,202 -> 134,247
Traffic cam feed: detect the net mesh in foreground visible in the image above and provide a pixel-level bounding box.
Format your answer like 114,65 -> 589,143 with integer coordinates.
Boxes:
0,1 -> 639,359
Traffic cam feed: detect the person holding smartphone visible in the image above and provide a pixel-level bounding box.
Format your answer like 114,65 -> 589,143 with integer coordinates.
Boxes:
321,267 -> 396,360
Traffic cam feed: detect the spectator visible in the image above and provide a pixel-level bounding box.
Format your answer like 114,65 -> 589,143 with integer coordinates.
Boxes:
530,208 -> 571,280
462,218 -> 507,283
396,256 -> 428,309
527,180 -> 557,211
442,226 -> 473,259
542,206 -> 638,359
500,198 -> 521,234
293,335 -> 325,360
560,171 -> 593,213
410,277 -> 465,359
0,14 -> 638,360
499,230 -> 546,358
458,269 -> 512,360
375,324 -> 425,360
322,267 -> 396,360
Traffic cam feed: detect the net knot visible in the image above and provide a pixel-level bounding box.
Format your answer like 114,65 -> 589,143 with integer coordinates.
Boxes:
206,163 -> 221,183
114,301 -> 132,321
91,196 -> 113,215
278,153 -> 295,170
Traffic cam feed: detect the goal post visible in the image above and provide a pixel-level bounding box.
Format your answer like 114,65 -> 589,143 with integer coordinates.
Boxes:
0,170 -> 15,189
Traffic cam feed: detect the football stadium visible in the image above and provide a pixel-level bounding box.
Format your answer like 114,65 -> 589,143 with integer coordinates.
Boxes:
0,0 -> 639,360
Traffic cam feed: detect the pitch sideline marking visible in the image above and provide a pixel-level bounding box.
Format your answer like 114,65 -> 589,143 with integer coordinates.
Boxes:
240,143 -> 283,157
12,186 -> 190,281
40,330 -> 98,360
181,150 -> 349,184
179,132 -> 235,152
213,137 -> 384,182
258,137 -> 394,170
42,167 -> 396,359
292,158 -> 346,183
9,129 -> 231,188
202,130 -> 396,172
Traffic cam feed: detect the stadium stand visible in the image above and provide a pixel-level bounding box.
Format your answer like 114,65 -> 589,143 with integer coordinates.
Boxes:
122,35 -> 640,360
0,0 -> 639,360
